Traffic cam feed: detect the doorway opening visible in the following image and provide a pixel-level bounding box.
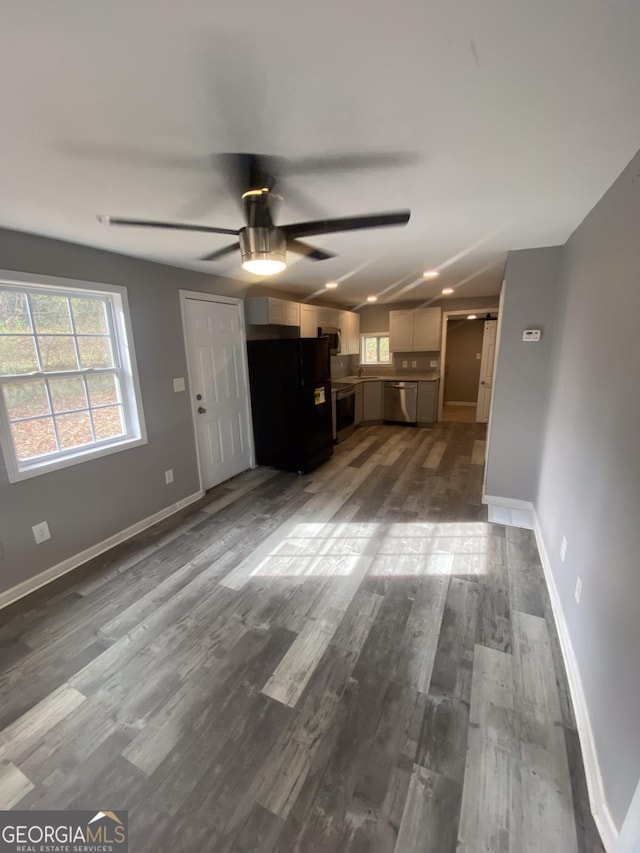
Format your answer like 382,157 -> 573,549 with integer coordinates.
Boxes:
438,310 -> 498,424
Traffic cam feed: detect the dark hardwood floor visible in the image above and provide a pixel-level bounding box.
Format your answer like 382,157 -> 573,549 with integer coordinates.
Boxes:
0,422 -> 604,852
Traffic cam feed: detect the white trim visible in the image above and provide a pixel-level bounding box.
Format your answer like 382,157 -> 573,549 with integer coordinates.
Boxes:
482,494 -> 534,511
0,271 -> 147,483
443,400 -> 476,407
482,494 -> 534,529
0,489 -> 204,612
532,509 -> 618,852
178,290 -> 255,493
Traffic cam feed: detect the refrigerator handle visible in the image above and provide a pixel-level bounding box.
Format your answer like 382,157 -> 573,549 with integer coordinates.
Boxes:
298,352 -> 304,387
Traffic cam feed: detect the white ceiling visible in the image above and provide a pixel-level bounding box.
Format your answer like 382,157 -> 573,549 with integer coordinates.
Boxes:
2,0 -> 640,307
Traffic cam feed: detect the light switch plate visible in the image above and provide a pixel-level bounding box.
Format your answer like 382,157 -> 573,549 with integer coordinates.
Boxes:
429,360 -> 438,368
173,377 -> 186,392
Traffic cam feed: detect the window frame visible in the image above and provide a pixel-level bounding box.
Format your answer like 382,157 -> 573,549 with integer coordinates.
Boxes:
360,332 -> 392,366
0,271 -> 147,483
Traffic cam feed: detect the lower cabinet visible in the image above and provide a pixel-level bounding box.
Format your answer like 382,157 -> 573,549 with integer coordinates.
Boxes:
417,380 -> 439,424
354,383 -> 364,426
362,381 -> 383,422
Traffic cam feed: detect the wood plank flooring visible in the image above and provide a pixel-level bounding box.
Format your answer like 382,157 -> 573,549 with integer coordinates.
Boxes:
0,422 -> 603,852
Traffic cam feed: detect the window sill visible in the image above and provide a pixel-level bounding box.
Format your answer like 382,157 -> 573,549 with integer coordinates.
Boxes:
6,435 -> 148,483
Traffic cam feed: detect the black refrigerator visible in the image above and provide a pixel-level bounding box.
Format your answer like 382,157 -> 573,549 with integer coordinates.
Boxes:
247,337 -> 333,473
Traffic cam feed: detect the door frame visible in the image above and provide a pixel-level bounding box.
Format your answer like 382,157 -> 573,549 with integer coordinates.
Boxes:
179,290 -> 255,493
437,307 -> 499,421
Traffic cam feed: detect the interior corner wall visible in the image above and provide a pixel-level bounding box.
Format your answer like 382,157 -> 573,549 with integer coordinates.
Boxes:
0,227 -> 242,598
484,246 -> 563,501
535,150 -> 640,828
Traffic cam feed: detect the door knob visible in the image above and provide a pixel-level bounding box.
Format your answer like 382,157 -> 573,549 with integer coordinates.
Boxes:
197,406 -> 206,413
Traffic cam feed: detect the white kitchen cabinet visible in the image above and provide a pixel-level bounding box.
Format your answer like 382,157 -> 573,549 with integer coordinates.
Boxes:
299,304 -> 318,337
316,306 -> 338,327
389,310 -> 415,351
417,380 -> 439,424
389,307 -> 442,352
413,308 -> 442,351
362,381 -> 383,422
338,310 -> 361,355
245,296 -> 300,327
354,383 -> 364,426
285,300 -> 300,326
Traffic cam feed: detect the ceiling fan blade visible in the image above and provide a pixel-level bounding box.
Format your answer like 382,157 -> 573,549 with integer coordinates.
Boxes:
286,239 -> 336,261
281,210 -> 410,240
98,215 -> 238,236
284,151 -> 420,176
200,242 -> 240,261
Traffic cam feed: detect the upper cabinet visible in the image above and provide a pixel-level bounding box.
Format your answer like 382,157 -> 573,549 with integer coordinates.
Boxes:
389,307 -> 442,352
316,306 -> 338,327
246,297 -> 359,352
245,296 -> 300,327
299,304 -> 317,337
338,310 -> 361,356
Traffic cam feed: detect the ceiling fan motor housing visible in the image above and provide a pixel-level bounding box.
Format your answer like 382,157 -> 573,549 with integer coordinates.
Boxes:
239,227 -> 287,266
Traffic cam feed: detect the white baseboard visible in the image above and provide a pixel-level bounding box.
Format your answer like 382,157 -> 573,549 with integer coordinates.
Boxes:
532,509 -> 618,852
482,494 -> 534,529
0,490 -> 204,612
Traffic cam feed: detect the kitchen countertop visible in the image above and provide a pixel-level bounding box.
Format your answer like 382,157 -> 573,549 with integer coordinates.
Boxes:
334,373 -> 440,386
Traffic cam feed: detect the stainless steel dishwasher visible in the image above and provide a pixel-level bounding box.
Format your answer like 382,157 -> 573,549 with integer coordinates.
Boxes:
384,381 -> 418,423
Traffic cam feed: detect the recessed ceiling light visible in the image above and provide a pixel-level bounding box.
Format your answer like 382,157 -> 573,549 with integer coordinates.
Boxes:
367,296 -> 378,302
442,288 -> 454,295
467,314 -> 477,320
325,281 -> 339,289
423,270 -> 439,279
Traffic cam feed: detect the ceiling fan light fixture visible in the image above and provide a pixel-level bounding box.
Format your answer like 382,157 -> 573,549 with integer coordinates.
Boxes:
242,258 -> 287,276
240,227 -> 287,277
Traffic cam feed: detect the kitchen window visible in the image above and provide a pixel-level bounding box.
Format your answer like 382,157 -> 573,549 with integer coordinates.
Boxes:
0,274 -> 146,482
360,333 -> 391,365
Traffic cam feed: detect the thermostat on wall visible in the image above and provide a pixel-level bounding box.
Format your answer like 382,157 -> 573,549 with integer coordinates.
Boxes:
523,329 -> 541,342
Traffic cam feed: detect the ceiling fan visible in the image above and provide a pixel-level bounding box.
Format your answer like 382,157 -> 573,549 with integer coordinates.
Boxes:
97,153 -> 411,276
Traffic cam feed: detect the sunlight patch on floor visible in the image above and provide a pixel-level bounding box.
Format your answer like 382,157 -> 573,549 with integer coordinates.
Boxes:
219,521 -> 493,588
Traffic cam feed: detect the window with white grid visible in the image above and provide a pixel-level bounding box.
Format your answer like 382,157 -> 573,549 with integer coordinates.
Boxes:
0,276 -> 146,482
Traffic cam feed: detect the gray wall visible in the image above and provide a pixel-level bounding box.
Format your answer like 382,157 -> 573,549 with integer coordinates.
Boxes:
444,319 -> 484,403
484,247 -> 562,501
0,228 -> 242,596
534,151 -> 640,826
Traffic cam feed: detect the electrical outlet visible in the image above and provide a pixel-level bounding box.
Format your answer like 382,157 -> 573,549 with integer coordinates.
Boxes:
560,536 -> 567,562
430,360 -> 438,368
173,377 -> 186,392
411,360 -> 417,368
165,469 -> 174,484
32,521 -> 51,544
575,576 -> 582,604
402,360 -> 408,368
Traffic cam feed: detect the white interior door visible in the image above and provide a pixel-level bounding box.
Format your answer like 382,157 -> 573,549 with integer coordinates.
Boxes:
476,319 -> 498,423
184,296 -> 253,490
